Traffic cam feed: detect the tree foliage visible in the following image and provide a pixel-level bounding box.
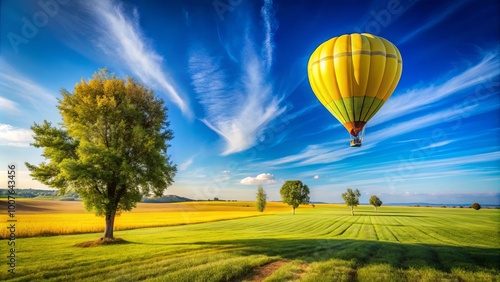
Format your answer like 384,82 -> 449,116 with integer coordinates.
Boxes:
369,195 -> 383,211
471,202 -> 481,210
280,180 -> 310,215
25,69 -> 177,239
256,185 -> 267,212
342,188 -> 361,216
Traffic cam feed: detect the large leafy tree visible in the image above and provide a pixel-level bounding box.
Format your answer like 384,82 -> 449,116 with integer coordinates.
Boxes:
342,188 -> 361,216
26,69 -> 177,240
280,180 -> 310,215
256,185 -> 267,212
369,195 -> 383,212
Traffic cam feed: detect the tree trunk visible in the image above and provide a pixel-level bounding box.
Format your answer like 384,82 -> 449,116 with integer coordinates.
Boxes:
103,211 -> 116,239
374,206 -> 377,212
350,205 -> 354,216
292,207 -> 295,215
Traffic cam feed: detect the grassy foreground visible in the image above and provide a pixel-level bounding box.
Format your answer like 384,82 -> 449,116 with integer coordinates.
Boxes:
1,202 -> 499,281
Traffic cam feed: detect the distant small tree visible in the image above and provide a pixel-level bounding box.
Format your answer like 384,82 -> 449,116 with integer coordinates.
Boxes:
471,203 -> 481,210
256,185 -> 267,212
280,180 -> 310,215
369,195 -> 382,211
342,188 -> 361,216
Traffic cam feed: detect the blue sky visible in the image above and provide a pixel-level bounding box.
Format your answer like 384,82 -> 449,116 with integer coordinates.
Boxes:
1,0 -> 499,204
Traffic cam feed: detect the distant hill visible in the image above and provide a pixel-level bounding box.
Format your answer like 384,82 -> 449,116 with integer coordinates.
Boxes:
142,195 -> 193,203
0,188 -> 79,200
0,189 -> 193,203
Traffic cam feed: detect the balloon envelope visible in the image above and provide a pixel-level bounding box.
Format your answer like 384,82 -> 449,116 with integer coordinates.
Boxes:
308,33 -> 402,143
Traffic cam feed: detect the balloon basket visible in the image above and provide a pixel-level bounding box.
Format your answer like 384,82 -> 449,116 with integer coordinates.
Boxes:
349,127 -> 365,147
350,139 -> 362,147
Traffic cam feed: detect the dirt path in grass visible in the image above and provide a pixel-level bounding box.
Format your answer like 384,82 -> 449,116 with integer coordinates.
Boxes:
242,260 -> 289,281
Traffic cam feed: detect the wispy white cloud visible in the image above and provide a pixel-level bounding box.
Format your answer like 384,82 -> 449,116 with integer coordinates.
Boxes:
88,0 -> 192,117
0,73 -> 56,104
413,140 -> 454,151
293,165 -> 343,180
398,1 -> 468,45
252,140 -> 369,169
178,155 -> 196,171
240,173 -> 276,185
308,166 -> 499,203
175,168 -> 207,180
355,151 -> 500,177
189,0 -> 286,155
256,144 -> 332,168
318,150 -> 500,194
260,0 -> 276,71
406,151 -> 500,171
0,60 -> 57,113
299,145 -> 372,166
0,97 -> 19,113
0,124 -> 33,147
301,122 -> 343,138
369,86 -> 498,147
370,52 -> 500,127
367,103 -> 489,145
313,175 -> 319,179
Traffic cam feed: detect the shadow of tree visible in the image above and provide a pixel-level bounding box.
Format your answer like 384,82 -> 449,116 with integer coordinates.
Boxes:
353,214 -> 427,217
188,238 -> 499,273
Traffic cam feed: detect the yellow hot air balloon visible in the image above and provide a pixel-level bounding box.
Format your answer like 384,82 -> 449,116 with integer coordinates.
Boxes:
308,33 -> 402,147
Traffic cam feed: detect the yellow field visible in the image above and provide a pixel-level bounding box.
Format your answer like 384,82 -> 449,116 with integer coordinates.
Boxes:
0,199 -> 298,238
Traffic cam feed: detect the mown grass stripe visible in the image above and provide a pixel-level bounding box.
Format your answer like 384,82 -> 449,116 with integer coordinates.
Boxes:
370,216 -> 382,241
320,219 -> 351,237
374,216 -> 401,242
359,219 -> 378,241
146,255 -> 271,282
332,221 -> 354,236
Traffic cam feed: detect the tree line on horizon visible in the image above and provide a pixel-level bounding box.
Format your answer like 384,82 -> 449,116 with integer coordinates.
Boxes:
256,184 -> 485,214
255,181 -> 383,215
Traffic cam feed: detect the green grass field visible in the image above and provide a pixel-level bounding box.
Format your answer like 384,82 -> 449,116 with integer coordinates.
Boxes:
1,203 -> 499,281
